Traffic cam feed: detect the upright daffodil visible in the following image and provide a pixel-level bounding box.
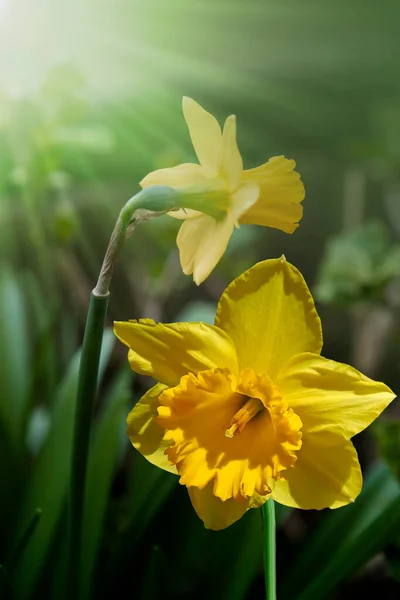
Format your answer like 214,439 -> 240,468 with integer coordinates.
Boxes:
141,98 -> 305,284
114,258 -> 395,530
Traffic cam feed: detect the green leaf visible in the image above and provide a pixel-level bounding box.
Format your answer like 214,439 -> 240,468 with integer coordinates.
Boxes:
216,510 -> 263,600
5,509 -> 42,575
10,330 -> 115,600
103,453 -> 178,593
0,565 -> 13,600
140,546 -> 170,600
373,419 -> 400,481
281,462 -> 400,599
0,268 -> 30,447
380,246 -> 400,281
315,221 -> 397,306
126,453 -> 178,546
156,497 -> 262,600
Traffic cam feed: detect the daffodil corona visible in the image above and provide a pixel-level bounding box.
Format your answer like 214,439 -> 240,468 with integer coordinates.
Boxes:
141,98 -> 305,284
114,258 -> 395,530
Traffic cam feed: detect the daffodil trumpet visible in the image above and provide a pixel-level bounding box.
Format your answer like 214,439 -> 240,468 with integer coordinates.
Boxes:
141,97 -> 305,284
115,257 -> 395,531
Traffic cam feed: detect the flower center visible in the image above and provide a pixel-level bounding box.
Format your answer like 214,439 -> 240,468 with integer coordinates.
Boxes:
225,397 -> 264,438
157,368 -> 303,501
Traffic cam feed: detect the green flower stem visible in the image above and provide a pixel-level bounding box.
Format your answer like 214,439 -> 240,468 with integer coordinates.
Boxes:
263,499 -> 276,600
93,185 -> 178,297
69,291 -> 109,595
69,184 -> 180,595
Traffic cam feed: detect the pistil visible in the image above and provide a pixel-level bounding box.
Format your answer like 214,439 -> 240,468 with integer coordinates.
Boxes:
225,397 -> 264,438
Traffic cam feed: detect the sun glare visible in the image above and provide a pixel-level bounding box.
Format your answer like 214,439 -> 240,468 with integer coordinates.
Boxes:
0,0 -> 8,20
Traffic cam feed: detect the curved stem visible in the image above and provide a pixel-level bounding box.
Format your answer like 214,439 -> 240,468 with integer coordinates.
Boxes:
93,186 -> 178,298
262,499 -> 276,600
68,185 -> 179,596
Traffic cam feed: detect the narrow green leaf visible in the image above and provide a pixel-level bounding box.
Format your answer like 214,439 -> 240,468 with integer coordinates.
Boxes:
219,510 -> 263,600
282,462 -> 400,599
104,453 -> 178,590
140,546 -> 170,600
0,268 -> 30,447
5,509 -> 42,575
0,564 -> 13,600
160,497 -> 262,600
127,453 -> 178,546
0,416 -> 23,554
10,330 -> 114,600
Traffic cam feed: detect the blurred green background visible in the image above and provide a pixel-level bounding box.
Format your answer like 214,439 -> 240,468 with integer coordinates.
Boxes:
1,0 -> 400,598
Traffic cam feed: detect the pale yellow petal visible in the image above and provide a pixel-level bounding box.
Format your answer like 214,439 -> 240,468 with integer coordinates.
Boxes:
249,492 -> 269,509
215,258 -> 322,378
272,433 -> 362,509
230,182 -> 260,224
114,319 -> 238,387
127,383 -> 177,474
240,156 -> 304,233
188,483 -> 250,530
221,115 -> 243,191
168,208 -> 202,220
182,97 -> 222,174
277,353 -> 396,440
140,162 -> 208,189
177,214 -> 235,284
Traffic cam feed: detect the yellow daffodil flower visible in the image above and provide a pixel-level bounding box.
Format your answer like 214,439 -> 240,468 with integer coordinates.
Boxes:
114,258 -> 395,530
140,98 -> 305,284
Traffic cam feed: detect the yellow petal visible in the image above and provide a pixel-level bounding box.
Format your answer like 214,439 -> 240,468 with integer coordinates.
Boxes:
240,156 -> 304,233
177,213 -> 235,284
126,383 -> 177,474
272,432 -> 362,509
215,258 -> 322,378
249,492 -> 269,509
182,97 -> 222,175
221,115 -> 243,191
168,208 -> 202,220
230,182 -> 260,224
140,162 -> 208,189
114,319 -> 238,387
188,483 -> 250,530
276,352 -> 396,440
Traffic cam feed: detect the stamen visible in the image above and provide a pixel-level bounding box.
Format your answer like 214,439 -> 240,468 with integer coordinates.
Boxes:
225,397 -> 264,438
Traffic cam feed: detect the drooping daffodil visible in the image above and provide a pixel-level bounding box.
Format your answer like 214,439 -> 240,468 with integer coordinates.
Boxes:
141,98 -> 305,284
114,258 -> 395,530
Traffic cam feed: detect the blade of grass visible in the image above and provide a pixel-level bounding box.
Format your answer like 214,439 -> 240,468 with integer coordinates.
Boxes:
102,454 -> 178,594
282,462 -> 400,599
0,268 -> 30,448
10,330 -> 114,600
0,565 -> 13,600
140,546 -> 170,600
5,509 -> 42,575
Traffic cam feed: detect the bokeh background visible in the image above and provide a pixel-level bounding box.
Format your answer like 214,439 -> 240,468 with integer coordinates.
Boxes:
1,1 -> 400,598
